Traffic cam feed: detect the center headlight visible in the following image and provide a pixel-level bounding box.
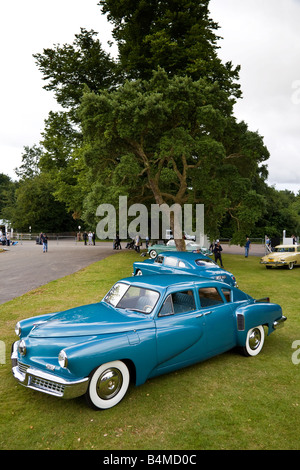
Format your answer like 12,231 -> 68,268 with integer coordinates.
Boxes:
58,350 -> 68,369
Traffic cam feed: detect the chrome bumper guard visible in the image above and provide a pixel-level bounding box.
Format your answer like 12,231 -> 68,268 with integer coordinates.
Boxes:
273,316 -> 287,330
11,342 -> 89,399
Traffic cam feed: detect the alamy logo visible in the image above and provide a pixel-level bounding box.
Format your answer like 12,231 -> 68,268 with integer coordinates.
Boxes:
96,196 -> 205,244
0,341 -> 5,365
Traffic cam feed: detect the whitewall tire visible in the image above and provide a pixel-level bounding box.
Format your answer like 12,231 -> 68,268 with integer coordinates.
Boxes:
86,360 -> 130,410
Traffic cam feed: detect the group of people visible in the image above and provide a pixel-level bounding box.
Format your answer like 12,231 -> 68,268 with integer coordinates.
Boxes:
83,231 -> 96,246
114,234 -> 149,252
0,230 -> 10,246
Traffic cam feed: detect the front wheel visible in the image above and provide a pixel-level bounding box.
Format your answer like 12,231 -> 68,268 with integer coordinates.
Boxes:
86,360 -> 130,410
288,262 -> 294,270
241,325 -> 265,357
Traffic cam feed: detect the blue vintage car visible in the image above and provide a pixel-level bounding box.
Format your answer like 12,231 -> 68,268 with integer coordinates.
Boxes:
11,275 -> 286,410
133,252 -> 238,287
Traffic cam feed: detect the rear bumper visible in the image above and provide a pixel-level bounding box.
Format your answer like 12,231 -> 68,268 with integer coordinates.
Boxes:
11,342 -> 89,399
272,316 -> 287,330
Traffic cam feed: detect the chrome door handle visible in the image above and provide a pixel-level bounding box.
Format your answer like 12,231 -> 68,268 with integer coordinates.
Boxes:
196,311 -> 212,318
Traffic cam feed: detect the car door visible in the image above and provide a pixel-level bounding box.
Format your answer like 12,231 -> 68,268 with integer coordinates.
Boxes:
154,288 -> 206,371
197,286 -> 236,355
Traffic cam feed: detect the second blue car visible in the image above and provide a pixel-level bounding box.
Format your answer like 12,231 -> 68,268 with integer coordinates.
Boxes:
133,252 -> 238,287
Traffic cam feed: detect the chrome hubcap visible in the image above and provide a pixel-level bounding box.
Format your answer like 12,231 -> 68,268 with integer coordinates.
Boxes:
249,328 -> 261,351
96,368 -> 123,400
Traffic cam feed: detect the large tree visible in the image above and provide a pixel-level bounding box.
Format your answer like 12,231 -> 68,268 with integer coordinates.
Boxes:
80,67 -> 269,244
32,1 -> 270,245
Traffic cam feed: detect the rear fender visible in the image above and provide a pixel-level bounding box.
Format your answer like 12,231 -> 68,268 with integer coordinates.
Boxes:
235,302 -> 283,346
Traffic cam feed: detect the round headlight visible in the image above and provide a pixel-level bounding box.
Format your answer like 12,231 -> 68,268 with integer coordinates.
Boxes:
18,339 -> 27,356
15,322 -> 21,337
58,350 -> 68,369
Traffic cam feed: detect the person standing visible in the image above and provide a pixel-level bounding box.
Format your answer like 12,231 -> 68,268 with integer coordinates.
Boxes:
213,240 -> 223,267
83,231 -> 88,245
135,234 -> 141,253
41,233 -> 48,253
245,237 -> 251,257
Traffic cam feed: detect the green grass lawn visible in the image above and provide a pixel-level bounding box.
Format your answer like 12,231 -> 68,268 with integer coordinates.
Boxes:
1,251 -> 299,450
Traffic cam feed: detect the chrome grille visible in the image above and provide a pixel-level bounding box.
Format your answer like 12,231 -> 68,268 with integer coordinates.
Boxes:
18,361 -> 29,375
29,376 -> 65,396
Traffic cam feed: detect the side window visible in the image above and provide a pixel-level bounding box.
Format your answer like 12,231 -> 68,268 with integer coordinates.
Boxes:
159,290 -> 196,316
221,288 -> 232,302
199,288 -> 224,307
164,257 -> 177,267
159,294 -> 173,316
297,247 -> 300,253
178,261 -> 187,268
155,256 -> 164,264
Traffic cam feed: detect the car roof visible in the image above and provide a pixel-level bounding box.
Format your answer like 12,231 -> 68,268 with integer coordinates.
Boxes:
156,251 -> 210,260
275,245 -> 296,248
118,274 -> 227,291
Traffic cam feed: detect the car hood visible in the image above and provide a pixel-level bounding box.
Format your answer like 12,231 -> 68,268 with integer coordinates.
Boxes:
28,302 -> 153,338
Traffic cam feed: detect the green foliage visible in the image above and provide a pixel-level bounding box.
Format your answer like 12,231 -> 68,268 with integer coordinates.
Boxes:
8,174 -> 77,232
0,174 -> 17,220
33,28 -> 119,109
99,0 -> 241,106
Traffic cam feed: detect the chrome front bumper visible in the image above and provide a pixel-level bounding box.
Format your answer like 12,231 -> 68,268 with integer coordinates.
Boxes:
11,342 -> 89,399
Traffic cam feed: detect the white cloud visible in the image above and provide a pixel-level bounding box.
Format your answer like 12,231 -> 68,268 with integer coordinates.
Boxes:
0,0 -> 114,179
210,0 -> 300,193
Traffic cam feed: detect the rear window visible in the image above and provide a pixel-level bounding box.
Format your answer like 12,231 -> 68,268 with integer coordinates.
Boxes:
195,259 -> 216,267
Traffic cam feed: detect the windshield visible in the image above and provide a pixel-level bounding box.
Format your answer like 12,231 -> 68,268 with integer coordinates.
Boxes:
274,247 -> 295,253
104,283 -> 160,314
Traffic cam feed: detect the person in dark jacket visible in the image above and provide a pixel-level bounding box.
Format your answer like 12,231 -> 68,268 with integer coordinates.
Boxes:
213,240 -> 223,267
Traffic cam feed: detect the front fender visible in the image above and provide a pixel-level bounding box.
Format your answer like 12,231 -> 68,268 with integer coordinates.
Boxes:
62,329 -> 157,386
235,302 -> 284,346
133,261 -> 156,275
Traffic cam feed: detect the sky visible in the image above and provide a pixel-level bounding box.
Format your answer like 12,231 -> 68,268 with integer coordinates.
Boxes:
1,0 -> 300,193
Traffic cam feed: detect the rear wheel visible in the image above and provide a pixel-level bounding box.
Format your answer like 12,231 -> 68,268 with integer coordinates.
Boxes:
135,269 -> 142,276
149,249 -> 157,259
241,325 -> 265,357
86,360 -> 130,410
